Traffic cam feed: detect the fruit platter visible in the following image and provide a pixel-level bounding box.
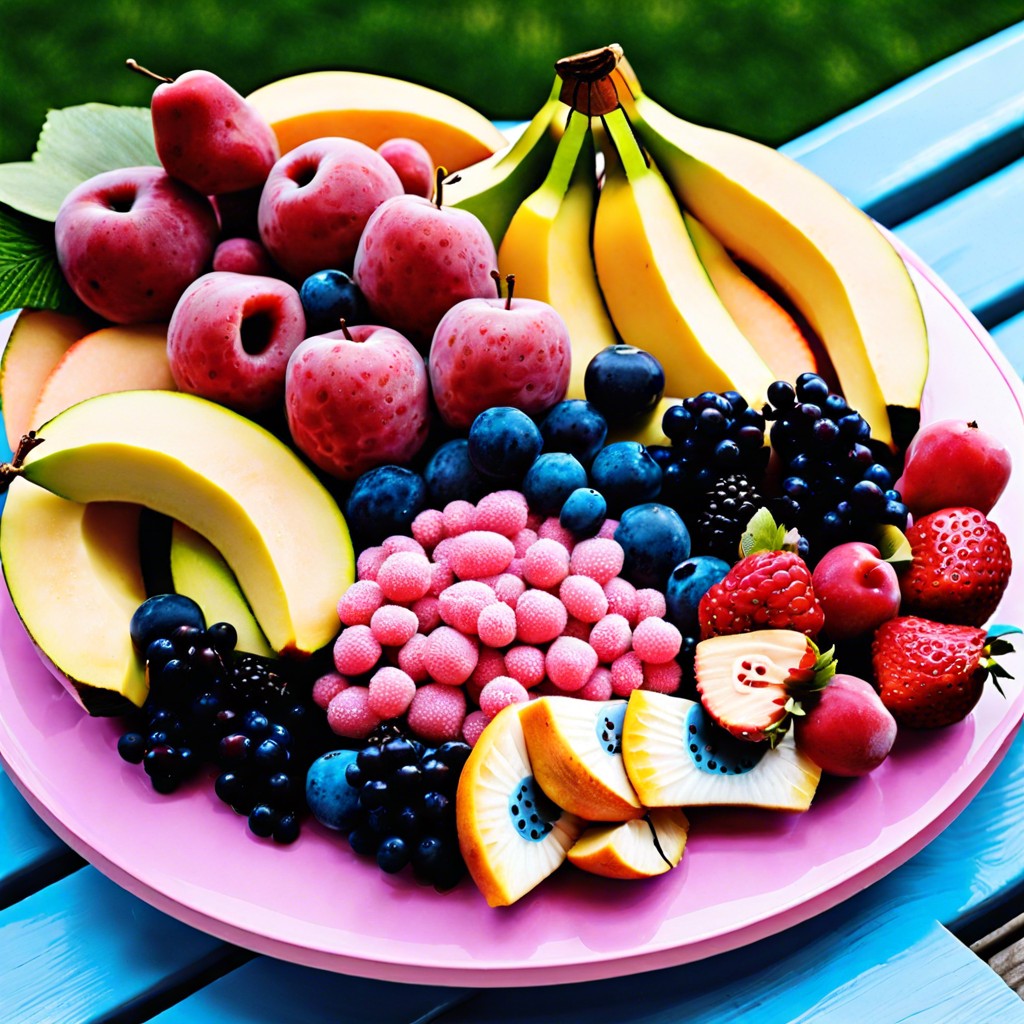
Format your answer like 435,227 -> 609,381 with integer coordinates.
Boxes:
0,44 -> 1021,985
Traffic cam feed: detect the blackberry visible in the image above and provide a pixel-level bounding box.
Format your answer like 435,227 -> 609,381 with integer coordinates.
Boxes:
229,653 -> 291,711
692,473 -> 762,563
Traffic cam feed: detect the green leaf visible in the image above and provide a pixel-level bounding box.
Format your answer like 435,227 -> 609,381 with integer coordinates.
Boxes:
0,104 -> 157,222
740,507 -> 788,557
875,524 -> 913,567
0,204 -> 78,313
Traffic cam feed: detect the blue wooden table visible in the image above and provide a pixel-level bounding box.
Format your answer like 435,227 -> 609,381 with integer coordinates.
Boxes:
4,23 -> 1024,1023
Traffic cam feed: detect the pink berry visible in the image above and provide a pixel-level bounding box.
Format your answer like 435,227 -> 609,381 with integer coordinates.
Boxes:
559,574 -> 609,623
523,538 -> 571,589
423,626 -> 479,685
438,579 -> 497,634
333,624 -> 382,676
635,588 -> 668,623
337,579 -> 385,626
504,645 -> 546,688
312,671 -> 349,709
382,534 -> 426,557
603,577 -> 638,622
580,666 -> 614,702
326,685 -> 381,738
428,559 -> 455,596
212,237 -> 274,276
561,616 -> 591,641
411,509 -> 445,551
462,709 -> 489,746
411,595 -> 442,633
477,601 -> 518,648
407,683 -> 467,743
570,537 -> 625,585
506,557 -> 526,579
597,519 -> 620,540
448,530 -> 515,580
470,646 -> 508,692
474,490 -> 530,538
492,573 -> 526,607
512,527 -> 540,558
356,545 -> 388,581
537,517 -> 576,550
610,651 -> 645,697
515,589 -> 568,644
370,604 -> 419,647
397,633 -> 430,683
376,551 -> 432,603
442,500 -> 476,537
642,659 -> 683,695
546,636 -> 599,692
589,614 -> 633,663
367,666 -> 417,718
632,617 -> 683,663
377,137 -> 434,199
479,676 -> 530,719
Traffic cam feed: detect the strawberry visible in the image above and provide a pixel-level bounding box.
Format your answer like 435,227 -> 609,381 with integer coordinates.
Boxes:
900,507 -> 1011,627
694,629 -> 836,743
698,508 -> 823,639
872,616 -> 1018,729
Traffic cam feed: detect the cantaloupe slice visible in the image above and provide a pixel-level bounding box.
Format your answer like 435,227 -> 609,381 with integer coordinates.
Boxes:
29,323 -> 173,430
686,213 -> 818,385
0,310 -> 89,449
568,808 -> 689,880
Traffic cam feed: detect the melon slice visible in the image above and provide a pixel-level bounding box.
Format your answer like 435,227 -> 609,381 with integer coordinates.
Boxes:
0,310 -> 88,449
568,808 -> 689,880
622,690 -> 821,812
520,696 -> 643,821
29,323 -> 174,430
456,703 -> 584,907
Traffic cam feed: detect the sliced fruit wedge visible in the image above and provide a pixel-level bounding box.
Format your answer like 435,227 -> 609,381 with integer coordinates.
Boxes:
568,808 -> 689,880
456,703 -> 584,907
622,690 -> 821,811
520,696 -> 642,821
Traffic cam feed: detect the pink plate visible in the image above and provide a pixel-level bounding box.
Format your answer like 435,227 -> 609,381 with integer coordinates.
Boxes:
0,240 -> 1022,987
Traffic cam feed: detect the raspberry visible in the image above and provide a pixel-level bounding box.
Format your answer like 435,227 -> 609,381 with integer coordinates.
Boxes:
506,557 -> 526,579
546,636 -> 599,692
526,510 -> 544,531
642,659 -> 682,695
369,604 -> 419,647
442,499 -> 476,537
610,651 -> 644,696
326,686 -> 381,738
337,579 -> 385,626
431,538 -> 456,570
479,676 -> 530,718
356,545 -> 388,581
632,617 -> 683,663
470,646 -> 507,692
428,560 -> 455,597
635,588 -> 668,623
537,516 -> 576,550
570,537 -> 625,585
333,624 -> 382,676
561,616 -> 591,641
448,530 -> 516,579
474,490 -> 529,538
512,527 -> 540,558
492,573 -> 526,607
411,595 -> 442,633
559,574 -> 609,623
504,645 -> 546,688
381,535 -> 426,557
523,538 -> 571,589
579,666 -> 614,702
397,633 -> 429,683
376,551 -> 432,603
589,614 -> 632,663
411,509 -> 445,551
597,518 -> 620,539
423,626 -> 479,685
515,589 -> 568,644
477,602 -> 518,648
604,577 -> 638,622
367,666 -> 416,718
312,672 -> 349,709
462,709 -> 489,747
407,683 -> 467,743
438,579 -> 497,634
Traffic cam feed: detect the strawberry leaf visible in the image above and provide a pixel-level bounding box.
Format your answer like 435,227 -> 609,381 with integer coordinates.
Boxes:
740,507 -> 789,557
0,204 -> 79,313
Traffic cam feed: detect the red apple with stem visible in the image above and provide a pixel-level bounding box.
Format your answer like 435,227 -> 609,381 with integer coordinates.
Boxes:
811,541 -> 901,640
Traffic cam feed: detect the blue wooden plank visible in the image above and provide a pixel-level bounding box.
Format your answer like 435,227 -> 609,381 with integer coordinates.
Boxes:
993,310 -> 1024,380
0,867 -> 235,1024
0,767 -> 80,909
782,22 -> 1024,226
894,156 -> 1024,328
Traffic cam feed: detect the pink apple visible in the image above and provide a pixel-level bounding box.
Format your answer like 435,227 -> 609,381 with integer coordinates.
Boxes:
795,674 -> 897,777
167,271 -> 305,413
353,194 -> 498,349
812,541 -> 900,640
285,324 -> 430,480
377,138 -> 435,199
258,138 -> 403,280
212,237 -> 275,276
897,418 -> 1012,517
429,292 -> 571,428
55,166 -> 217,324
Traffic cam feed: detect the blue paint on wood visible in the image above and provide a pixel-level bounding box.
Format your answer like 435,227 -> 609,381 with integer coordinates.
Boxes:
782,22 -> 1024,227
994,311 -> 1024,380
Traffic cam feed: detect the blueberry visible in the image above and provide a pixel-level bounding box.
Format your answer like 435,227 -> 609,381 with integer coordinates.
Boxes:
248,804 -> 278,838
522,452 -> 588,516
117,732 -> 147,764
795,373 -> 830,404
347,825 -> 379,856
377,836 -> 411,873
144,638 -> 177,672
423,439 -> 489,506
665,556 -> 731,635
539,400 -> 608,465
590,442 -> 662,516
299,269 -> 368,333
242,709 -> 271,738
206,622 -> 238,656
273,812 -> 301,845
662,403 -> 694,442
306,749 -> 361,830
215,771 -> 249,808
253,738 -> 289,771
559,487 -> 607,537
129,594 -> 205,652
467,407 -> 543,481
346,465 -> 427,547
584,345 -> 665,425
615,503 -> 691,589
767,380 -> 796,410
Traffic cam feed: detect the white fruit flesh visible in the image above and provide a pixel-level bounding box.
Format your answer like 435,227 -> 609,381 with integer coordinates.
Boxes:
568,808 -> 689,880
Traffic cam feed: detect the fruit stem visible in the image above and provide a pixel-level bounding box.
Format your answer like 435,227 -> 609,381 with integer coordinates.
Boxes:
505,274 -> 515,310
338,319 -> 354,341
434,167 -> 450,209
125,58 -> 175,84
0,432 -> 44,493
554,45 -> 623,116
490,269 -> 502,299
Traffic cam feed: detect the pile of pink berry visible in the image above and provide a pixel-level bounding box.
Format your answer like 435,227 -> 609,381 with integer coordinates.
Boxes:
313,489 -> 684,747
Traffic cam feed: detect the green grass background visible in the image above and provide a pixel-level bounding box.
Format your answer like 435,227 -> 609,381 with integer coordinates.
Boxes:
1,0 -> 1022,164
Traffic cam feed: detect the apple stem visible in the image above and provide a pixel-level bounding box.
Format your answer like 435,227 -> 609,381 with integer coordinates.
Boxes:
490,269 -> 502,299
0,432 -> 44,494
125,58 -> 175,84
338,318 -> 354,341
504,274 -> 516,310
434,167 -> 452,209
